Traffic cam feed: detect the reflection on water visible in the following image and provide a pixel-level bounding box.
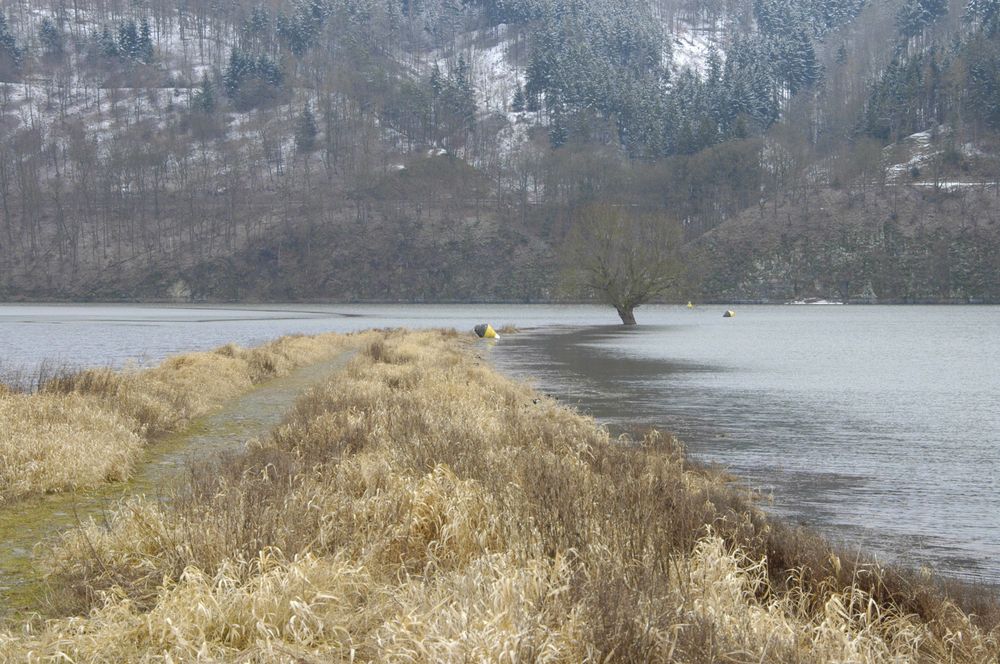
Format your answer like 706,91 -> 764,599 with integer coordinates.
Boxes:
491,306 -> 1000,585
2,303 -> 998,585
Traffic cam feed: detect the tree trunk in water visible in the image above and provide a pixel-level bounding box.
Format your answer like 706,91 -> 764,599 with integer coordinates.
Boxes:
616,306 -> 637,326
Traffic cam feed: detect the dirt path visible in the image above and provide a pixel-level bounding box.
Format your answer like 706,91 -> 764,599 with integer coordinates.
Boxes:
0,350 -> 354,616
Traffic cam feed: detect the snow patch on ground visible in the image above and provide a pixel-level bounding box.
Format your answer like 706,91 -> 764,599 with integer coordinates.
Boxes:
495,111 -> 533,156
672,29 -> 723,74
1,3 -> 223,146
883,128 -> 997,189
670,22 -> 723,75
961,142 -> 984,158
412,24 -> 536,162
911,181 -> 993,191
886,129 -> 940,181
468,27 -> 523,115
421,24 -> 523,116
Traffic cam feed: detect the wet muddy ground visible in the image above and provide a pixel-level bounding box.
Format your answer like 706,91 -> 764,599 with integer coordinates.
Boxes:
0,351 -> 354,616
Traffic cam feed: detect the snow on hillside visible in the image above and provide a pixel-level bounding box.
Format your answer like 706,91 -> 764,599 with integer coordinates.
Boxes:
670,23 -> 721,74
1,5 -> 224,142
466,24 -> 524,116
408,23 -> 539,163
882,127 -> 997,189
886,130 -> 936,181
417,24 -> 523,116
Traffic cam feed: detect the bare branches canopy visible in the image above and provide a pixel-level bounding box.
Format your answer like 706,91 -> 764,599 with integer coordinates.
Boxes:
562,204 -> 683,325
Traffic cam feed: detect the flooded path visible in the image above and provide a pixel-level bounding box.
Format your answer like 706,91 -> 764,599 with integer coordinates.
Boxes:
0,351 -> 354,615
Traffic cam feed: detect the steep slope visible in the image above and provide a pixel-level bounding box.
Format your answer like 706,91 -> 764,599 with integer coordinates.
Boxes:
0,0 -> 999,301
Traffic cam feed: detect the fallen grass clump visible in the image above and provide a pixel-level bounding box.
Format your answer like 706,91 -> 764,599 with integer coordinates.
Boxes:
2,330 -> 998,662
0,334 -> 348,504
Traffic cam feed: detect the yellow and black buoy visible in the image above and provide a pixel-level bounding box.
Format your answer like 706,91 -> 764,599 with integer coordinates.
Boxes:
474,323 -> 500,339
723,310 -> 736,318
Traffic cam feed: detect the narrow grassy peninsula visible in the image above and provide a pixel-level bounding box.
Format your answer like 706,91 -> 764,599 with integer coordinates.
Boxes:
2,330 -> 998,661
0,334 -> 349,504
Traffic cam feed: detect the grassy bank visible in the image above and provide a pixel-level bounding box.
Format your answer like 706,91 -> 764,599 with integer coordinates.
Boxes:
1,330 -> 998,661
0,334 -> 350,504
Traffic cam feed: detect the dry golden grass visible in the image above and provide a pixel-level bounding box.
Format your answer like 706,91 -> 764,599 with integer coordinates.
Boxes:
0,393 -> 141,500
2,330 -> 997,662
0,333 -> 349,504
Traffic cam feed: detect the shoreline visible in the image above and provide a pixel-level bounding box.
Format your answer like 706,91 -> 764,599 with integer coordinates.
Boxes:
490,320 -> 1000,588
0,333 -> 356,505
1,329 -> 997,660
3,297 -> 1000,306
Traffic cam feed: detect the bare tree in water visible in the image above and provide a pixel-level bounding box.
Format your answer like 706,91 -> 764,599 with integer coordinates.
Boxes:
562,204 -> 683,325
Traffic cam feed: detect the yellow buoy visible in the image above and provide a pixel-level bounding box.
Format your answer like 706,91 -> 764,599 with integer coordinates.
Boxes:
723,310 -> 735,318
474,323 -> 500,339
687,301 -> 694,309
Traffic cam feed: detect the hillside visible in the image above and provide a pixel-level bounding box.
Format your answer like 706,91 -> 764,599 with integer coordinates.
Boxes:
0,0 -> 998,301
692,181 -> 1000,303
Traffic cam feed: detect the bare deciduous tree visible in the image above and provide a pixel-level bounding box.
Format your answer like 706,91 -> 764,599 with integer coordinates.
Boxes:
561,204 -> 683,325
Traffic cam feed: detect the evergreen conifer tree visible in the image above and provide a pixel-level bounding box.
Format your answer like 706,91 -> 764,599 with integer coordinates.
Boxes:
247,5 -> 270,35
38,17 -> 64,57
783,29 -> 823,94
295,103 -> 319,153
511,83 -> 526,112
430,63 -> 443,96
99,25 -> 119,58
139,18 -> 154,63
193,72 -> 216,114
836,43 -> 849,64
118,19 -> 140,59
0,11 -> 24,69
224,49 -> 249,99
549,105 -> 568,147
967,0 -> 1000,33
969,49 -> 1000,127
897,0 -> 948,38
0,12 -> 20,75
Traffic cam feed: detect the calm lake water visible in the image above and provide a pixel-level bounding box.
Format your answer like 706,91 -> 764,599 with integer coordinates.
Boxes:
1,303 -> 998,584
491,305 -> 1000,585
0,303 -> 597,374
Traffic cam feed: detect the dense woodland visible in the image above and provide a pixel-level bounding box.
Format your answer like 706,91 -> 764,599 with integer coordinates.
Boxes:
0,0 -> 998,302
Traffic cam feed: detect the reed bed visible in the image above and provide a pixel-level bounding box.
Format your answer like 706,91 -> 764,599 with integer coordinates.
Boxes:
0,333 -> 349,504
1,330 -> 997,662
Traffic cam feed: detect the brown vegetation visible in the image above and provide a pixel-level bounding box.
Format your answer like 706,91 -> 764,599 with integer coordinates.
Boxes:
1,330 -> 996,661
691,183 -> 1000,303
561,204 -> 684,324
0,334 -> 348,504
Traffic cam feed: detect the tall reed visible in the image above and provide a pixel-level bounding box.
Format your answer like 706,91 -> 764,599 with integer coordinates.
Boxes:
0,333 -> 349,504
2,330 -> 996,662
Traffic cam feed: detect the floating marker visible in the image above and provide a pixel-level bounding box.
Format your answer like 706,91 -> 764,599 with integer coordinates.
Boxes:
723,310 -> 735,318
474,323 -> 500,339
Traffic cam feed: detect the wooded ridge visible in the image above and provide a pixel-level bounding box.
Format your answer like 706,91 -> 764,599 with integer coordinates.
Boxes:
0,0 -> 998,302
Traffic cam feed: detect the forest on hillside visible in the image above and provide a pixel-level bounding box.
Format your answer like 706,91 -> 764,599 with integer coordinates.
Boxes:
0,0 -> 998,302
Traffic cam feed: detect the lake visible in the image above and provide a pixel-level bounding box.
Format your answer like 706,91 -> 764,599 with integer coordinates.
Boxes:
491,305 -> 1000,585
0,303 -> 597,375
1,303 -> 997,583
